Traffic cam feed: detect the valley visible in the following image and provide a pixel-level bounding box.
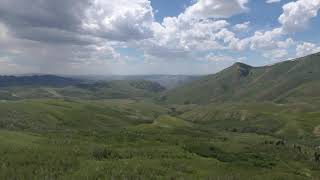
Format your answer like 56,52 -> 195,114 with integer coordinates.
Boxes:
1,53 -> 320,179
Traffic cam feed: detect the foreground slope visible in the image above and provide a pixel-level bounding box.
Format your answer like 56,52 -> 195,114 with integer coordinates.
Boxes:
164,52 -> 320,104
1,99 -> 320,179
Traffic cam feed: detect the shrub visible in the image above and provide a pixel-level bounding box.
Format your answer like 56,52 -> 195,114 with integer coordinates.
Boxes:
92,146 -> 121,160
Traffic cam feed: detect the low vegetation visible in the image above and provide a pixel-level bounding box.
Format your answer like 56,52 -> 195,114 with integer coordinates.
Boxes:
163,52 -> 320,104
0,53 -> 320,179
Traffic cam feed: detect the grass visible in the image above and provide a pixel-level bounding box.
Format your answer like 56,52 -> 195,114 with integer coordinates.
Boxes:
0,99 -> 319,179
163,52 -> 320,105
1,53 -> 320,179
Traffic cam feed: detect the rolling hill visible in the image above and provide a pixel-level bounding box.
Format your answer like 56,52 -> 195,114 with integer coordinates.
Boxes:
0,75 -> 81,87
71,75 -> 200,89
163,52 -> 320,104
0,79 -> 166,100
1,99 -> 320,179
1,54 -> 320,179
57,80 -> 166,100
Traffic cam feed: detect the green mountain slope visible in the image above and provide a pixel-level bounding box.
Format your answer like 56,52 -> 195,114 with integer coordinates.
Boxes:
72,75 -> 200,89
0,80 -> 166,100
0,75 -> 80,87
163,52 -> 320,104
57,80 -> 165,100
1,99 -> 320,179
176,102 -> 320,144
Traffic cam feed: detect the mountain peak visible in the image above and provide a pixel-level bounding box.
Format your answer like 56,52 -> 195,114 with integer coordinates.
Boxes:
233,62 -> 252,69
165,52 -> 320,104
229,62 -> 253,77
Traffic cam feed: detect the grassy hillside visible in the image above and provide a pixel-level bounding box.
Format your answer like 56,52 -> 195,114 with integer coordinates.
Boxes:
57,80 -> 165,100
1,53 -> 320,179
0,99 -> 166,132
163,52 -> 320,104
0,75 -> 81,87
177,102 -> 320,145
72,75 -> 200,89
1,99 -> 320,179
0,80 -> 166,100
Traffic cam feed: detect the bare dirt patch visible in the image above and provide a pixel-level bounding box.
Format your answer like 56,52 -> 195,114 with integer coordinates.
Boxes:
313,125 -> 320,136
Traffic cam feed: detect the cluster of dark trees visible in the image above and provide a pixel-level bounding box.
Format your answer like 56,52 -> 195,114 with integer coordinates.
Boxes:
263,140 -> 286,146
315,152 -> 320,162
264,140 -> 320,162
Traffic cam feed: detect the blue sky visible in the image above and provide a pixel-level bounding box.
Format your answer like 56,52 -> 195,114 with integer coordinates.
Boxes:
151,0 -> 191,21
152,0 -> 320,65
0,0 -> 319,75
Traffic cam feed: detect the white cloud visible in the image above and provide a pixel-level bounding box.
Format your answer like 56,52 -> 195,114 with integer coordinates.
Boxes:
205,54 -> 239,62
233,21 -> 250,31
83,0 -> 155,41
137,0 -> 253,67
183,0 -> 249,20
279,0 -> 320,33
266,0 -> 281,4
263,49 -> 288,61
245,28 -> 284,50
0,0 -> 319,75
223,0 -> 320,61
0,22 -> 8,40
226,28 -> 295,62
277,38 -> 295,48
143,18 -> 231,61
214,28 -> 249,50
145,0 -> 252,55
1,0 -> 251,74
296,42 -> 320,57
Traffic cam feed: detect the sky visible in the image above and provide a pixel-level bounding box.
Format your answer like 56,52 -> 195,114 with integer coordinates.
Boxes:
0,0 -> 319,75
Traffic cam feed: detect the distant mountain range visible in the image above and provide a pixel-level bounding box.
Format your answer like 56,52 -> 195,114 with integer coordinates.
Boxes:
0,75 -> 81,87
70,75 -> 201,89
163,52 -> 320,104
0,76 -> 167,100
0,71 -> 201,100
1,52 -> 319,104
61,80 -> 166,99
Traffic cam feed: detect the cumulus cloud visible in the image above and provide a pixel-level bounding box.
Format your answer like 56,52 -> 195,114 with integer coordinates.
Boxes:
0,0 -> 145,74
296,42 -> 320,57
183,0 -> 248,19
143,0 -> 320,65
223,0 -> 319,61
83,0 -> 155,41
0,0 -> 318,75
209,27 -> 288,53
233,21 -> 250,31
0,20 -> 120,74
223,28 -> 296,62
279,0 -> 320,32
0,0 -> 155,43
247,28 -> 284,50
266,0 -> 281,4
277,38 -> 295,48
140,0 -> 250,62
151,18 -> 229,51
263,49 -> 288,61
205,53 -> 240,62
0,0 -> 90,43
